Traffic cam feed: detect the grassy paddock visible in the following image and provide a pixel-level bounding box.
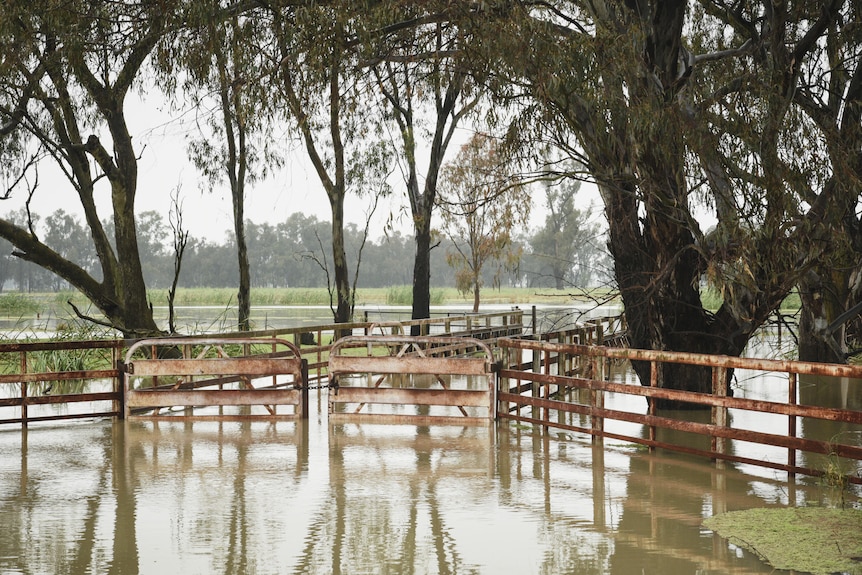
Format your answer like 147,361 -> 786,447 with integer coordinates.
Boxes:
0,293 -> 41,316
144,286 -> 603,308
7,286 -> 803,318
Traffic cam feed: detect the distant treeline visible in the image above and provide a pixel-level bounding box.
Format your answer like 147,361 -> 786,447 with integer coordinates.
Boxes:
0,209 -> 609,292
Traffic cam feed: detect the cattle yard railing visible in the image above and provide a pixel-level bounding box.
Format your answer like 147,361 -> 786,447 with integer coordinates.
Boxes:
328,336 -> 497,425
496,337 -> 862,484
0,310 -> 523,427
0,339 -> 124,426
121,337 -> 308,421
252,309 -> 524,386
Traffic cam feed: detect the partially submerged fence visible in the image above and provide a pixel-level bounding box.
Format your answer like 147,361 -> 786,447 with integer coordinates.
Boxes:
6,308 -> 861,487
328,335 -> 497,425
497,337 -> 862,484
281,309 -> 524,385
0,339 -> 124,426
121,337 -> 308,421
0,310 -> 522,427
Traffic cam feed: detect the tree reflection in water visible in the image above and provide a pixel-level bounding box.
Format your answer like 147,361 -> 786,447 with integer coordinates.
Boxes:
1,404 -> 860,574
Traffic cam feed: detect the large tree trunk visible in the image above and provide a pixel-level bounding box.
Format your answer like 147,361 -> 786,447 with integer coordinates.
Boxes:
111,201 -> 163,338
797,267 -> 856,364
411,216 -> 432,336
592,1 -> 750,408
235,202 -> 251,332
798,273 -> 836,363
331,199 -> 352,326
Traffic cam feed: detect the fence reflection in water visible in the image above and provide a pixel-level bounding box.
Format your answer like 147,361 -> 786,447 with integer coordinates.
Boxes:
2,413 -> 836,574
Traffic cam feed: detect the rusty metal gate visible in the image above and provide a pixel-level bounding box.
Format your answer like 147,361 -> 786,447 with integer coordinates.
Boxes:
327,336 -> 497,425
121,337 -> 307,421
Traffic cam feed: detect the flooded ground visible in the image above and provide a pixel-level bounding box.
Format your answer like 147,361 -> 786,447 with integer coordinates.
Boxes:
1,312 -> 860,574
1,386 -> 859,575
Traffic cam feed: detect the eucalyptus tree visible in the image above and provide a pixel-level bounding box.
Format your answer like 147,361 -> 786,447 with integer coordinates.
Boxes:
366,3 -> 482,331
159,5 -> 279,331
0,1 -> 173,337
462,1 -> 840,403
436,133 -> 529,312
265,2 -> 392,325
785,1 -> 862,362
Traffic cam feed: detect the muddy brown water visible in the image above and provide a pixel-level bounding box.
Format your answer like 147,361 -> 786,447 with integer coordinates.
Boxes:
1,382 -> 860,575
1,321 -> 861,574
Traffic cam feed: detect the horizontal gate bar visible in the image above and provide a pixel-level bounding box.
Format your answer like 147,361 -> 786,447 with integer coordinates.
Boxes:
329,355 -> 488,376
126,358 -> 302,377
127,389 -> 303,408
328,413 -> 490,426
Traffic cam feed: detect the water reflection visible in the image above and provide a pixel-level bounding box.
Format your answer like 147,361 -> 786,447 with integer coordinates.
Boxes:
6,408 -> 857,575
798,374 -> 862,499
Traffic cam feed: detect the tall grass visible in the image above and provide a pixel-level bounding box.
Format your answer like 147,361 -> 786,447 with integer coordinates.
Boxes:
0,293 -> 41,316
149,286 -> 457,307
0,319 -> 115,395
148,287 -> 346,307
386,286 -> 446,305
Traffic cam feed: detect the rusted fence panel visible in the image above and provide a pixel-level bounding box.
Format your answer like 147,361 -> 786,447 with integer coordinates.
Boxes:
0,311 -> 523,428
0,339 -> 124,427
497,337 -> 862,484
328,336 -> 497,425
122,337 -> 307,421
226,309 -> 523,386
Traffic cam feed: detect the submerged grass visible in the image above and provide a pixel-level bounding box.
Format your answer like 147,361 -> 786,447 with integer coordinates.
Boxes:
385,286 -> 446,306
704,507 -> 862,574
0,319 -> 116,395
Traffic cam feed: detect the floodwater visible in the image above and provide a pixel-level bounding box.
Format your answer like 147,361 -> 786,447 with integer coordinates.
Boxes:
1,313 -> 861,574
1,386 -> 860,575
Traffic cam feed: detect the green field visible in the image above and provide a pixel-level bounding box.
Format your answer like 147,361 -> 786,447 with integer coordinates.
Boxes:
143,286 -> 614,308
0,285 -> 802,317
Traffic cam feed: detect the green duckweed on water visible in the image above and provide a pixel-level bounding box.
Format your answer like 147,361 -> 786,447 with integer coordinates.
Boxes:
703,507 -> 862,574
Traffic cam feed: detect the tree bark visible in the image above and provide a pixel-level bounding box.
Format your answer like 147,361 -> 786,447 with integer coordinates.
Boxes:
331,198 -> 352,326
411,216 -> 433,335
235,200 -> 251,332
798,270 -> 847,364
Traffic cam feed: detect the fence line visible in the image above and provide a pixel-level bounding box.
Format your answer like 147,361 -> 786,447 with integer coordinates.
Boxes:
7,308 -> 860,489
0,310 -> 522,427
496,337 -> 862,484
